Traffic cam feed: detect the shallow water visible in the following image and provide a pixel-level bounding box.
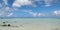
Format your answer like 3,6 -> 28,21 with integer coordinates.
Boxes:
0,18 -> 60,30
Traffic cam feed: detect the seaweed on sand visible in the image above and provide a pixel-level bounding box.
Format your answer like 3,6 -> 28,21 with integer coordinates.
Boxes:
8,24 -> 10,26
1,22 -> 7,26
0,22 -> 19,27
1,24 -> 7,26
1,22 -> 11,27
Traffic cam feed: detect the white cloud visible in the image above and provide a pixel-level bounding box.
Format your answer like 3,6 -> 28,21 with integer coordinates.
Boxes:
38,13 -> 45,17
0,10 -> 4,16
29,12 -> 37,17
22,10 -> 46,17
7,13 -> 13,17
23,10 -> 37,17
0,4 -> 2,8
0,0 -> 60,17
33,0 -> 40,1
44,0 -> 59,7
12,0 -> 59,7
28,12 -> 45,17
3,0 -> 8,5
45,4 -> 51,7
53,10 -> 60,16
44,0 -> 53,7
31,0 -> 53,7
13,0 -> 32,7
0,10 -> 14,17
5,6 -> 14,12
0,1 -> 14,17
5,6 -> 10,11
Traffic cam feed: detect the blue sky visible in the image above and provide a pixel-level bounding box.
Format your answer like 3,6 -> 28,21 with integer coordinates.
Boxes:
0,0 -> 60,18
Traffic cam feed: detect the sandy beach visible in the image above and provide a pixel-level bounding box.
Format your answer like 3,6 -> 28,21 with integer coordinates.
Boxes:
0,21 -> 60,30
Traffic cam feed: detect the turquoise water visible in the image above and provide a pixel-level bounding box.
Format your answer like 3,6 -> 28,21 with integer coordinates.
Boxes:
0,18 -> 60,24
0,18 -> 60,22
0,18 -> 60,20
0,18 -> 60,25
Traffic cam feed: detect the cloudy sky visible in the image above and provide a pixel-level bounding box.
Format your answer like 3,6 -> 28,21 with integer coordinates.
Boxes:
0,0 -> 60,18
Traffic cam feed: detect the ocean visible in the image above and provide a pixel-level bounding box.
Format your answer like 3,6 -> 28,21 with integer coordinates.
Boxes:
0,18 -> 60,30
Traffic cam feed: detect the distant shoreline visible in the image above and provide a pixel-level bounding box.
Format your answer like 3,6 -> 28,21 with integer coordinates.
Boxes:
0,17 -> 60,18
0,17 -> 60,19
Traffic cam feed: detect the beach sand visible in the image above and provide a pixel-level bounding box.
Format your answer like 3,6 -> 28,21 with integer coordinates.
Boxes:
0,22 -> 60,30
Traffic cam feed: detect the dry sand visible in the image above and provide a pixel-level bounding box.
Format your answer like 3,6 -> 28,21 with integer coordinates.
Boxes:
0,22 -> 60,30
